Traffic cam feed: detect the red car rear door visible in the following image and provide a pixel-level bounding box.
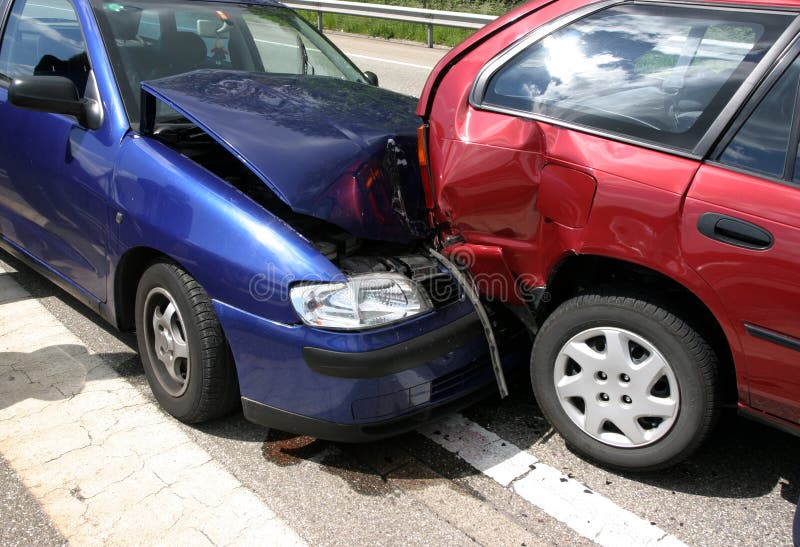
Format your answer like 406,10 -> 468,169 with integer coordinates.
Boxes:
683,53 -> 800,424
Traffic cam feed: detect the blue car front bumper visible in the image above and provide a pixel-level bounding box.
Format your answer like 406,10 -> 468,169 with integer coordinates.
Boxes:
213,299 -> 525,441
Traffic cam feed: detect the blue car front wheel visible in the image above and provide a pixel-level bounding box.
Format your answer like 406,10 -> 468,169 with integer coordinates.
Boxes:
134,260 -> 240,423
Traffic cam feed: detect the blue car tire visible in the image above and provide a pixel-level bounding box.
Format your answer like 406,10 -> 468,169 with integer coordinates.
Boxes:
134,260 -> 240,423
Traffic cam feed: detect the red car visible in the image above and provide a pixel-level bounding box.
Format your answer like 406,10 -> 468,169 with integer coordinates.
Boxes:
418,0 -> 800,470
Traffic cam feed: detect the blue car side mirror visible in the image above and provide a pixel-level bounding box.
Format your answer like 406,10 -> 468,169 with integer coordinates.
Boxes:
363,71 -> 379,87
9,75 -> 103,130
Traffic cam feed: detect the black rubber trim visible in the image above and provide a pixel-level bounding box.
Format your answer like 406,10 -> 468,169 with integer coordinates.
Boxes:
744,322 -> 800,352
302,313 -> 483,378
697,213 -> 774,250
241,384 -> 493,443
738,405 -> 800,438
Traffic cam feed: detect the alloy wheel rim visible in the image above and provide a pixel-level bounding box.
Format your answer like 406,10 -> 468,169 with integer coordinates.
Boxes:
144,287 -> 190,397
552,327 -> 679,448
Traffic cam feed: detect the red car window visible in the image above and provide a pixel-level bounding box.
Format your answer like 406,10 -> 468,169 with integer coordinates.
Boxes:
721,55 -> 800,180
477,4 -> 793,152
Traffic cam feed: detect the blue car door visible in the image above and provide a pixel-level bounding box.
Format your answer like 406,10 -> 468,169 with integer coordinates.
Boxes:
0,0 -> 109,300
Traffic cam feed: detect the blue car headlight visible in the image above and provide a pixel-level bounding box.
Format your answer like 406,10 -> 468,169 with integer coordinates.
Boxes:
290,273 -> 433,330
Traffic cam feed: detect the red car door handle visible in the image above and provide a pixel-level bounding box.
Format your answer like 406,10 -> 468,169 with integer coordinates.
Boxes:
697,213 -> 773,250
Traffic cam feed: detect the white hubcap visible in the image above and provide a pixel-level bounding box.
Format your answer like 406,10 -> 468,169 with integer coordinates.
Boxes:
553,327 -> 679,448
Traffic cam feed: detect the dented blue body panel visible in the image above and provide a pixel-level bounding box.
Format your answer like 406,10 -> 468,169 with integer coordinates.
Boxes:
142,71 -> 429,243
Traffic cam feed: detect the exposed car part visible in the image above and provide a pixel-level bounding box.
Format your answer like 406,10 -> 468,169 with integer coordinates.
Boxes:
141,72 -> 429,244
339,253 -> 463,310
430,248 -> 508,398
153,120 -> 370,259
153,117 -> 466,327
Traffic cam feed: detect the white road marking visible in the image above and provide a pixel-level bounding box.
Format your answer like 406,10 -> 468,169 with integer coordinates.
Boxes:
254,38 -> 322,54
0,265 -> 305,546
419,414 -> 687,547
340,52 -> 434,70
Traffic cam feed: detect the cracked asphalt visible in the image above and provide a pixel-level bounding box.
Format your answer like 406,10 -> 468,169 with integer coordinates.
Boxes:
0,34 -> 798,547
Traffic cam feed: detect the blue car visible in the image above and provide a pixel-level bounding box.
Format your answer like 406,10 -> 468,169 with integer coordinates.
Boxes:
0,0 -> 522,439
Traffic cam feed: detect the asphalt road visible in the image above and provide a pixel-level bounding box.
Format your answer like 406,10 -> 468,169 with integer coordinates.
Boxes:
0,32 -> 798,547
327,33 -> 448,97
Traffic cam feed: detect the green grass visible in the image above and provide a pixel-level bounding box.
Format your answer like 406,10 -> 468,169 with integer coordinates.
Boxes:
299,6 -> 762,49
298,0 -> 524,47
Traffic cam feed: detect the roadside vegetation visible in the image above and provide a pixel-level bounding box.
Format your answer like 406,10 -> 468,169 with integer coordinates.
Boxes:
298,0 -> 525,47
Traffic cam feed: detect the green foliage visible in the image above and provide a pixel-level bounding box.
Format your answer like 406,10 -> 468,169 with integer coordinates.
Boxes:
298,3 -> 762,49
298,0 -> 525,47
633,24 -> 759,75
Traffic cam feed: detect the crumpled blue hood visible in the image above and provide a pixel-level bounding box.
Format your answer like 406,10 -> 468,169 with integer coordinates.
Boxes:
141,70 -> 428,243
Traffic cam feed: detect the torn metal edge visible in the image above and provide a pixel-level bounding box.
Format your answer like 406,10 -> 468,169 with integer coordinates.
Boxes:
429,247 -> 509,398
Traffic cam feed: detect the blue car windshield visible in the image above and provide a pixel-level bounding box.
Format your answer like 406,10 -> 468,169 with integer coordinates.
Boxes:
90,1 -> 368,124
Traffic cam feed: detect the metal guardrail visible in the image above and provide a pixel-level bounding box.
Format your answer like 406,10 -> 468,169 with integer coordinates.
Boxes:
282,0 -> 498,47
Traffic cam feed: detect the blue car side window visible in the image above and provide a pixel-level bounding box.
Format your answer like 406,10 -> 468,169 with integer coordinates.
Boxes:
0,0 -> 90,95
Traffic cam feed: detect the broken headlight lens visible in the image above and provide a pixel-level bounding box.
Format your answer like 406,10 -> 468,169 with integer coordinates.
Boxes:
290,273 -> 433,330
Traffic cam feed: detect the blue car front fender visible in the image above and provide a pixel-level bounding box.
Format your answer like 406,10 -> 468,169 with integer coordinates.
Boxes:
108,134 -> 341,324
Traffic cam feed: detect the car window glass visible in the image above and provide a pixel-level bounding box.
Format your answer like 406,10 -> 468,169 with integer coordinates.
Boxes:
174,11 -> 231,67
795,144 -> 800,184
137,9 -> 159,41
242,10 -> 343,77
0,0 -> 90,95
91,1 -> 367,126
481,4 -> 792,152
720,57 -> 800,179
